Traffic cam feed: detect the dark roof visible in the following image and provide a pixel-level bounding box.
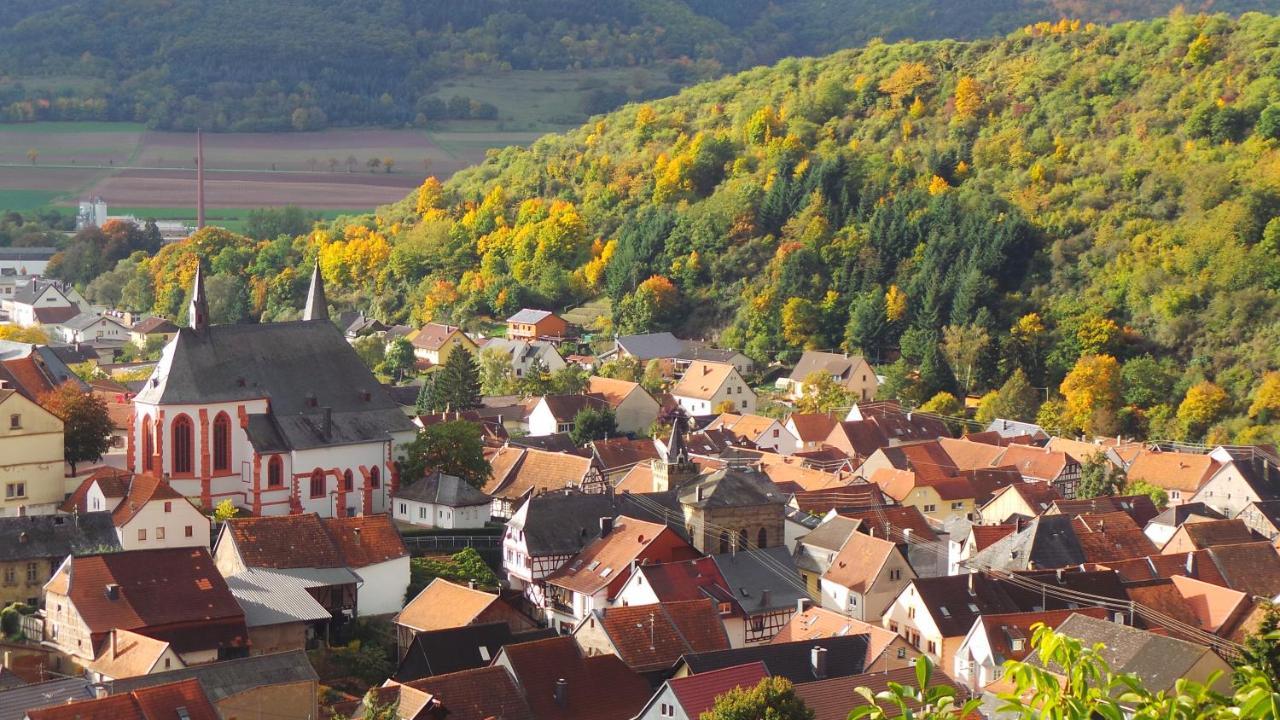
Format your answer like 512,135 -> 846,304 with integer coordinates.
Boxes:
26,678 -> 218,720
402,665 -> 536,720
675,344 -> 745,364
591,437 -> 659,472
1224,454 -> 1280,501
509,432 -> 585,454
1148,502 -> 1225,527
839,506 -> 939,542
794,666 -> 967,720
678,467 -> 785,509
710,547 -> 808,613
499,636 -> 653,720
679,635 -> 870,683
1045,614 -> 1224,693
0,678 -> 92,720
1202,541 -> 1280,597
107,650 -> 318,702
130,316 -> 179,335
798,516 -> 859,552
615,333 -> 686,360
0,247 -> 56,262
539,393 -> 610,422
970,515 -> 1086,571
0,513 -> 119,562
133,321 -> 415,450
1174,519 -> 1259,548
394,472 -> 490,507
394,622 -> 555,682
45,344 -> 100,365
787,351 -> 867,383
514,492 -> 618,556
222,513 -> 407,570
1050,495 -> 1160,528
592,600 -> 731,673
383,383 -> 421,407
665,662 -> 770,717
910,574 -> 1023,638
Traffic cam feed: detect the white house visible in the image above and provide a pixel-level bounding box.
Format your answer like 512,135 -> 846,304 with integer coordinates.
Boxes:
56,313 -> 130,345
818,531 -> 914,623
3,279 -> 81,328
670,361 -> 755,416
392,472 -> 490,529
951,608 -> 1106,693
586,376 -> 661,435
705,413 -> 798,455
74,472 -> 212,551
525,393 -> 610,437
501,492 -> 617,610
479,338 -> 566,378
87,629 -> 186,683
128,263 -> 417,517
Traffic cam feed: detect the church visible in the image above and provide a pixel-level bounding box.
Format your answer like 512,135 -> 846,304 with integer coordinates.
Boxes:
127,263 -> 418,517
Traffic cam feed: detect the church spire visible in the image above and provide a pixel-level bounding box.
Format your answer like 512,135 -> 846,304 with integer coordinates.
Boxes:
188,261 -> 209,331
666,408 -> 690,465
303,261 -> 328,321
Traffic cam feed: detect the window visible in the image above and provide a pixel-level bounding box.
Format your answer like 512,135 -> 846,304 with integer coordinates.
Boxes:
212,412 -> 231,471
897,647 -> 907,658
927,641 -> 937,654
399,503 -> 407,515
156,527 -> 166,540
419,507 -> 426,520
5,483 -> 24,499
719,531 -> 730,554
923,504 -> 936,512
267,456 -> 283,488
163,501 -> 172,513
951,502 -> 963,510
342,470 -> 354,492
757,527 -> 767,548
889,621 -> 898,632
740,400 -> 747,409
2,567 -> 13,584
184,526 -> 193,537
889,569 -> 901,580
8,413 -> 20,429
558,422 -> 573,433
142,416 -> 154,471
908,607 -> 916,619
772,428 -> 779,437
737,528 -> 748,549
310,470 -> 325,498
171,414 -> 194,474
370,466 -> 380,489
138,529 -> 147,541
1011,638 -> 1025,652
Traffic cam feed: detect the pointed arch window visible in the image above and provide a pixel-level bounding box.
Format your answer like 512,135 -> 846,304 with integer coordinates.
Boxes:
141,416 -> 154,472
172,415 -> 193,474
310,469 -> 325,498
342,469 -> 354,492
267,456 -> 283,488
370,465 -> 380,489
757,527 -> 768,549
718,530 -> 730,555
212,412 -> 232,472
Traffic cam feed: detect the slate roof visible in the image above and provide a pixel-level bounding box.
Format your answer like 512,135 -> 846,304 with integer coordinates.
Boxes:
133,321 -> 415,450
710,546 -> 809,613
1044,614 -> 1228,693
971,608 -> 1109,666
970,515 -> 1087,571
107,650 -> 318,702
0,513 -> 119,563
615,332 -> 686,361
394,622 -> 555,682
679,467 -> 784,509
0,679 -> 93,720
498,636 -> 653,720
402,665 -> 536,720
591,600 -> 732,672
507,309 -> 555,324
1222,454 -> 1280,501
679,635 -> 870,683
25,678 -> 219,720
0,247 -> 55,262
511,491 -> 617,556
222,513 -> 407,570
666,662 -> 770,717
394,472 -> 490,508
985,419 -> 1048,440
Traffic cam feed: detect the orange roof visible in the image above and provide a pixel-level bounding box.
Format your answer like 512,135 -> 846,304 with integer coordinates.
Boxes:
1165,519 -> 1258,550
759,462 -> 847,493
1169,575 -> 1250,633
1072,512 -> 1140,533
86,629 -> 176,679
613,462 -> 656,493
787,413 -> 839,443
224,512 -> 407,569
1076,526 -> 1158,562
410,322 -> 466,351
868,467 -> 918,503
111,474 -> 188,526
998,444 -> 1077,481
586,376 -> 642,407
969,524 -> 1016,551
671,361 -> 737,401
61,467 -> 133,513
483,446 -> 594,499
594,600 -> 731,672
1126,449 -> 1219,492
1045,437 -> 1112,461
821,532 -> 901,593
397,578 -> 500,632
547,518 -> 680,596
707,413 -> 780,442
938,437 -> 1007,470
773,606 -> 903,668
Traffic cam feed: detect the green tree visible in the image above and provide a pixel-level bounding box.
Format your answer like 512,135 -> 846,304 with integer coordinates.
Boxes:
415,374 -> 440,415
1123,478 -> 1169,509
795,371 -> 855,414
352,335 -> 386,373
1120,355 -> 1173,409
405,547 -> 500,601
437,348 -> 482,410
39,383 -> 113,476
549,365 -> 589,395
1241,602 -> 1280,680
397,420 -> 490,488
701,676 -> 813,720
941,323 -> 989,394
570,406 -> 617,444
990,368 -> 1039,422
1076,453 -> 1123,499
479,348 -> 515,395
381,338 -> 415,382
642,359 -> 666,395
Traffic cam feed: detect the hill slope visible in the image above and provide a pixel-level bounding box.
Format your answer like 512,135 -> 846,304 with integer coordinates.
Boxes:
0,1 -> 1278,129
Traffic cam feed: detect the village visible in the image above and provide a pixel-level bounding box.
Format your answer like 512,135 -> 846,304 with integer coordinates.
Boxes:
0,254 -> 1276,720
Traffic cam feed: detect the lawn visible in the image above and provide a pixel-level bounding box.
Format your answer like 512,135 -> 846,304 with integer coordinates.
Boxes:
0,189 -> 62,212
107,206 -> 368,231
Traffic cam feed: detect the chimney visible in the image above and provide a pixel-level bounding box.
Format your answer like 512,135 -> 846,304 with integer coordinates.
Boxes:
599,517 -> 613,537
553,679 -> 568,707
111,630 -> 117,659
105,583 -> 120,601
810,646 -> 828,679
1185,552 -> 1195,575
760,589 -> 772,608
967,573 -> 975,596
468,579 -> 476,590
322,407 -> 332,439
797,597 -> 812,614
352,527 -> 361,544
695,485 -> 705,502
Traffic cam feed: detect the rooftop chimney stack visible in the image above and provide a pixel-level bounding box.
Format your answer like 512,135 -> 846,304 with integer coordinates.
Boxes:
811,646 -> 828,680
553,679 -> 568,708
322,407 -> 333,439
599,516 -> 613,537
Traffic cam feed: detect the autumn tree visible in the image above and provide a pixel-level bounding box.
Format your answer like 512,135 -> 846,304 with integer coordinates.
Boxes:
782,297 -> 819,347
989,368 -> 1039,422
884,285 -> 907,322
796,371 -> 856,414
702,676 -> 813,720
878,62 -> 934,105
1059,354 -> 1120,434
1249,372 -> 1280,422
1177,381 -> 1229,440
616,275 -> 678,334
1076,453 -> 1123,499
39,383 -> 113,476
940,323 -> 988,394
0,326 -> 49,343
953,76 -> 982,119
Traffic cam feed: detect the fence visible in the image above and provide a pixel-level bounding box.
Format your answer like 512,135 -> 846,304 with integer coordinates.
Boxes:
401,534 -> 503,554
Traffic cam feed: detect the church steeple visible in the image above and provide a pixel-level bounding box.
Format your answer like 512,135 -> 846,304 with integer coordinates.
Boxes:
303,261 -> 328,321
653,408 -> 698,492
188,261 -> 209,331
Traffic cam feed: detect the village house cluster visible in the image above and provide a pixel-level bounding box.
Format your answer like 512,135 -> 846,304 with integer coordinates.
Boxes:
0,263 -> 1277,720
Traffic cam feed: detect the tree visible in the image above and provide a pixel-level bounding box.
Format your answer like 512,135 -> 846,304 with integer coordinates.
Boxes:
436,348 -> 481,411
1250,372 -> 1280,423
39,383 -> 113,476
1241,601 -> 1280,680
570,406 -> 617,444
1059,354 -> 1120,434
405,547 -> 499,601
713,399 -> 737,414
885,285 -> 907,322
1123,478 -> 1168,509
1120,355 -> 1173,409
381,338 -> 415,382
1177,381 -> 1229,440
479,348 -> 515,395
352,335 -> 386,373
1076,453 -> 1123,499
953,76 -> 982,119
549,365 -> 589,395
781,297 -> 818,347
990,368 -> 1039,422
213,498 -> 238,521
397,420 -> 490,488
941,323 -> 988,394
702,676 -> 813,720
366,157 -> 382,173
415,374 -> 439,415
0,326 -> 49,343
357,688 -> 399,720
795,371 -> 855,414
919,391 -> 962,417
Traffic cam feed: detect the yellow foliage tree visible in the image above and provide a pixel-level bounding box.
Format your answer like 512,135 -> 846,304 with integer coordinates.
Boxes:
928,175 -> 950,195
415,177 -> 445,218
1249,372 -> 1280,421
885,285 -> 907,322
0,325 -> 49,343
781,297 -> 818,347
1177,381 -> 1229,438
908,97 -> 926,118
954,76 -> 982,119
1059,354 -> 1120,433
879,62 -> 934,105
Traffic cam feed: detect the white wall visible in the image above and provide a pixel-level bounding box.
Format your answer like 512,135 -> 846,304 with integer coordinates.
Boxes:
117,499 -> 211,551
393,499 -> 488,529
356,556 -> 410,616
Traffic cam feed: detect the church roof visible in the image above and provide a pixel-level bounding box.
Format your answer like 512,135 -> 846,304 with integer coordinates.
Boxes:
135,321 -> 415,451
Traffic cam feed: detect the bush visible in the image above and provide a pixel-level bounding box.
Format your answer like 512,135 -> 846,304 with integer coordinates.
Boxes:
0,605 -> 20,637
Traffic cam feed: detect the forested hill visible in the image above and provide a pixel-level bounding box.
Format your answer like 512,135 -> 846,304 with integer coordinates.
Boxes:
0,0 -> 1278,129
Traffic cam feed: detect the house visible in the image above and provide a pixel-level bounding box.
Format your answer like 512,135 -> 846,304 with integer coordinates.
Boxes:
674,344 -> 754,378
1142,502 -> 1224,547
673,634 -> 870,683
633,662 -> 770,720
213,512 -> 410,617
506,309 -> 570,342
845,402 -> 950,441
819,531 -> 914,623
128,264 -> 418,516
24,677 -> 219,720
609,333 -> 687,365
379,665 -> 535,720
1236,499 -> 1280,541
571,599 -> 731,676
1094,541 -> 1280,599
483,446 -> 605,518
481,338 -> 567,378
784,414 -> 839,452
527,394 -> 611,437
794,666 -> 967,720
1044,494 -> 1160,528
409,321 -> 477,366
1125,448 -> 1220,507
1191,448 -> 1280,518
704,547 -> 809,645
785,351 -> 878,402
0,678 -> 94,720
0,247 -> 55,276
949,524 -> 1016,576
54,313 -> 128,346
0,514 -> 118,607
590,437 -> 660,479
671,361 -> 755,416
85,628 -> 186,682
544,517 -> 698,632
3,280 -> 79,329
1044,613 -> 1234,695
42,547 -> 248,666
706,414 -> 799,456
1160,518 -> 1259,553
968,514 -> 1155,571
0,389 -> 63,517
995,444 -> 1081,499
977,481 -> 1061,524
395,578 -> 536,656
586,376 -> 660,435
771,603 -> 918,673
392,472 -> 491,529
502,492 -> 616,610
794,516 -> 860,595
493,636 -> 653,720
102,473 -> 211,551
128,317 -> 178,349
394,622 -> 556,682
222,565 -> 335,655
867,468 -> 977,525
984,419 -> 1049,443
102,650 -> 320,720
676,465 -> 788,555
0,343 -> 87,407
952,608 -> 1107,693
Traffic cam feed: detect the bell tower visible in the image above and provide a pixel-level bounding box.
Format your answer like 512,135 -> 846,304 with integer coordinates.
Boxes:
652,410 -> 699,492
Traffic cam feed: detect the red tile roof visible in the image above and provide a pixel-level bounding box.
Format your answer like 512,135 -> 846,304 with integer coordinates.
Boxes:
594,600 -> 731,672
61,467 -> 133,513
969,525 -> 1016,552
998,444 -> 1077,481
499,637 -> 652,720
26,678 -> 218,720
667,662 -> 770,717
402,665 -> 534,720
838,506 -> 939,542
1168,519 -> 1258,550
1125,449 -> 1220,492
111,474 -> 188,527
787,414 -> 839,443
790,485 -> 889,515
224,513 -> 407,570
793,666 -> 967,720
630,557 -> 737,608
547,518 -> 688,596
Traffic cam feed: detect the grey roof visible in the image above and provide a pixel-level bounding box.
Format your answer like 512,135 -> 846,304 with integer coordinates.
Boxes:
985,419 -> 1048,439
675,344 -> 746,364
1044,614 -> 1221,693
269,566 -> 362,586
1147,502 -> 1224,528
10,280 -> 63,306
615,332 -> 686,360
135,321 -> 416,450
679,634 -> 869,683
108,650 -> 318,701
513,490 -> 682,556
59,312 -> 123,332
969,515 -> 1085,571
394,472 -> 490,508
394,622 -> 557,682
787,351 -> 865,382
482,338 -> 561,365
507,308 -> 554,324
224,569 -> 334,627
710,546 -> 808,612
0,513 -> 120,563
0,247 -> 56,261
0,678 -> 92,720
798,516 -> 860,552
678,467 -> 785,509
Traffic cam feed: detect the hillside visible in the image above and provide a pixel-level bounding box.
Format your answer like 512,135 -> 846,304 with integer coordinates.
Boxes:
64,11 -> 1280,446
0,1 -> 1278,130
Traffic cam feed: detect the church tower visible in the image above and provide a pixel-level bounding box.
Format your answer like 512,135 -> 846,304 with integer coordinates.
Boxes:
652,410 -> 700,492
188,262 -> 209,332
303,261 -> 329,321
